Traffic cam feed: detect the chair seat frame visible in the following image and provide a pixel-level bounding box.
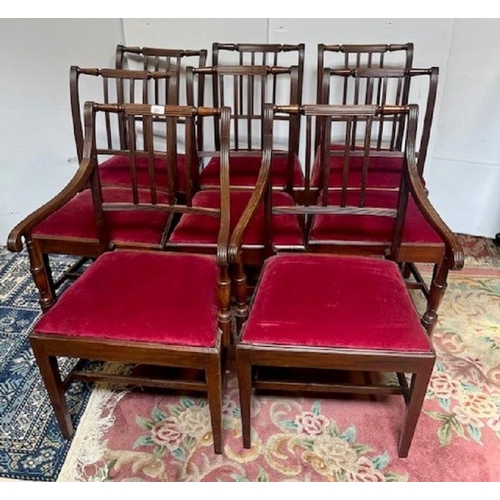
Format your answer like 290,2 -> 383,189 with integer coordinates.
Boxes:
230,103 -> 455,457
31,330 -> 224,453
28,103 -> 233,454
237,342 -> 435,457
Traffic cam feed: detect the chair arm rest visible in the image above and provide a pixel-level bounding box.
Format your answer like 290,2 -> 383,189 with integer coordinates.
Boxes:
405,154 -> 464,271
7,158 -> 95,252
228,149 -> 272,263
228,106 -> 274,263
216,107 -> 231,267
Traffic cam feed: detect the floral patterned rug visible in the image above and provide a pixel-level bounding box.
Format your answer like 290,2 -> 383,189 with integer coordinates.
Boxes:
0,248 -> 90,481
58,241 -> 500,482
457,234 -> 500,261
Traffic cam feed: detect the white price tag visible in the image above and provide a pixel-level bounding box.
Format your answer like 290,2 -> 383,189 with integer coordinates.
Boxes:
150,105 -> 165,114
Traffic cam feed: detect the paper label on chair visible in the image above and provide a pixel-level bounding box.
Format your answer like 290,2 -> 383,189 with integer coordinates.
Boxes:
150,105 -> 165,114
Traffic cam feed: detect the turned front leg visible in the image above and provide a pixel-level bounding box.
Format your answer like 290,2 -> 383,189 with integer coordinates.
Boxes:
234,260 -> 249,333
27,238 -> 56,313
422,260 -> 449,335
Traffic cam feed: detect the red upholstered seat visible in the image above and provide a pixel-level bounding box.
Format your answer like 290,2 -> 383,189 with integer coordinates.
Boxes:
199,154 -> 304,189
311,145 -> 405,190
99,154 -> 187,192
33,187 -> 169,245
310,190 -> 443,245
169,190 -> 303,247
242,254 -> 432,352
34,251 -> 219,347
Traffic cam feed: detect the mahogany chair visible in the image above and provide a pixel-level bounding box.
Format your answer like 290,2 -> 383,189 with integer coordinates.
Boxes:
116,44 -> 208,74
115,45 -> 207,101
169,65 -> 304,280
230,103 -> 464,333
29,102 -> 232,454
115,44 -> 208,150
316,66 -> 441,300
316,66 -> 438,180
232,104 -> 463,457
212,43 -> 305,106
316,43 -> 414,105
163,65 -> 303,288
315,44 -> 415,186
70,66 -> 180,190
8,68 -> 178,312
6,100 -> 227,314
186,64 -> 303,194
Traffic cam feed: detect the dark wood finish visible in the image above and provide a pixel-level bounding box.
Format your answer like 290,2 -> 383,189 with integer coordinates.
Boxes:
115,45 -> 208,151
52,257 -> 90,290
229,104 -> 451,458
317,43 -> 414,106
187,64 -> 301,192
318,67 -> 439,176
229,104 -> 464,333
30,339 -> 74,438
8,104 -> 232,313
116,45 -> 208,73
26,238 -> 56,313
237,345 -> 435,458
179,64 -> 303,279
27,105 -> 231,454
212,43 -> 305,106
31,330 -> 225,454
70,67 -> 179,163
315,53 -> 442,303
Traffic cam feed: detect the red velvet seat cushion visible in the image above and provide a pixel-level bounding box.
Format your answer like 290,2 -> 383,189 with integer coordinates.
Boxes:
33,188 -> 169,245
99,155 -> 187,192
311,146 -> 404,189
242,254 -> 431,352
310,190 -> 443,245
200,154 -> 304,189
169,190 -> 303,247
34,251 -> 219,347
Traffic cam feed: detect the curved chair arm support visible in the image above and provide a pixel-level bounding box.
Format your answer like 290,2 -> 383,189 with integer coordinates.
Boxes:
228,105 -> 274,263
216,107 -> 232,267
7,158 -> 96,252
405,154 -> 464,271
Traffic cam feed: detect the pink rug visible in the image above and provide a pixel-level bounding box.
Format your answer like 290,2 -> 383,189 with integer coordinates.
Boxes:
456,234 -> 500,261
59,262 -> 500,482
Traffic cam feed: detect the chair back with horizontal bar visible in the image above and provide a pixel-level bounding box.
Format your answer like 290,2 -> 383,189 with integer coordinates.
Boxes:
319,67 -> 439,174
187,65 -> 301,194
316,43 -> 414,111
229,103 -> 463,334
116,45 -> 207,112
189,65 -> 300,150
213,43 -> 305,104
268,104 -> 417,258
70,67 -> 179,162
84,102 -> 231,250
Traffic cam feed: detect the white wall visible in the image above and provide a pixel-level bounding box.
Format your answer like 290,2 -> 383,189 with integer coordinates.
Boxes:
267,19 -> 455,107
123,19 -> 268,48
424,19 -> 500,237
2,19 -> 500,242
123,18 -> 500,238
0,19 -> 123,243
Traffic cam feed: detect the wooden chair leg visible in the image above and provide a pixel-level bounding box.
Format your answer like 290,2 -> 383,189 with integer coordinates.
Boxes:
401,263 -> 411,279
234,260 -> 248,333
42,253 -> 56,292
398,360 -> 434,458
26,239 -> 56,313
217,266 -> 232,346
422,260 -> 450,335
30,337 -> 74,439
236,349 -> 252,449
206,354 -> 223,454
